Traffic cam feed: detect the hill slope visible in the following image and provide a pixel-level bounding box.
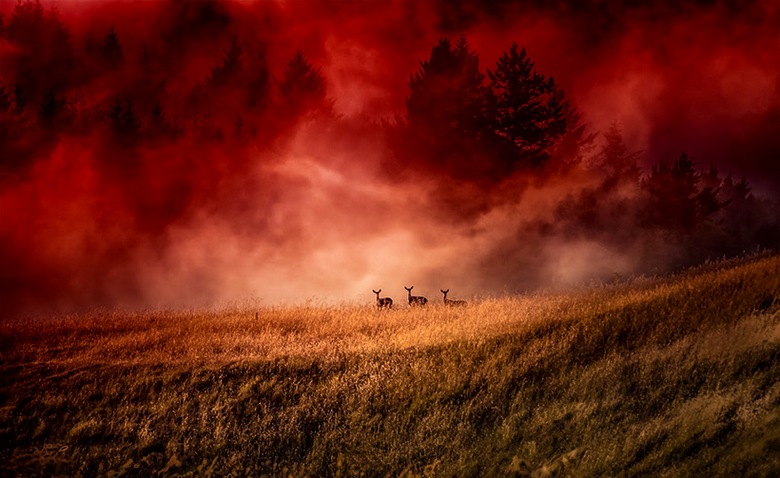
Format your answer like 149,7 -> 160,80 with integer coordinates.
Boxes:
1,255 -> 779,476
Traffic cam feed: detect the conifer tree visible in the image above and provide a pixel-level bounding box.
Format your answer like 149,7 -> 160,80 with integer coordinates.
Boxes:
209,40 -> 243,87
595,124 -> 641,188
487,42 -> 570,168
99,26 -> 124,69
278,50 -> 330,117
38,87 -> 65,127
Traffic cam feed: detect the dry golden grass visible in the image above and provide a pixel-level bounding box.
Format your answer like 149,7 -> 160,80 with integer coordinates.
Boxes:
1,294 -> 582,366
0,254 -> 778,476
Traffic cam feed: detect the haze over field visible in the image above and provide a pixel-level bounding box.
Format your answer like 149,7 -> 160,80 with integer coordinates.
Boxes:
1,0 -> 778,315
1,254 -> 778,476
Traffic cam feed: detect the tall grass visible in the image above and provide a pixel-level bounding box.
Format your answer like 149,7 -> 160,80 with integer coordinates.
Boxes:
1,255 -> 778,476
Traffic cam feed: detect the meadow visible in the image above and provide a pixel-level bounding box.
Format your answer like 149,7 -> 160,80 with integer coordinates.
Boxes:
0,254 -> 778,477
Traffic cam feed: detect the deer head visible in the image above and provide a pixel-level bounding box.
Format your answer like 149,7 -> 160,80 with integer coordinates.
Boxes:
405,286 -> 428,306
373,289 -> 393,309
441,288 -> 466,306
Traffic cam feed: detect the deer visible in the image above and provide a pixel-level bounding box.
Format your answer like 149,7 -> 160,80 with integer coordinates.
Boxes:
441,289 -> 466,307
372,289 -> 393,309
404,286 -> 428,306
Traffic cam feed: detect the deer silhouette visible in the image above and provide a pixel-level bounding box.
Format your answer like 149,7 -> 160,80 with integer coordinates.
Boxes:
404,286 -> 428,306
441,289 -> 466,307
372,289 -> 393,309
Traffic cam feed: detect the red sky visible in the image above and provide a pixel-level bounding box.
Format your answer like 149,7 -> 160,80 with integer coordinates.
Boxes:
1,0 -> 778,315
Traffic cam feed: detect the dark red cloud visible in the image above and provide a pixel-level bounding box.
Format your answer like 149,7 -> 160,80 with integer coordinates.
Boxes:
0,0 -> 777,316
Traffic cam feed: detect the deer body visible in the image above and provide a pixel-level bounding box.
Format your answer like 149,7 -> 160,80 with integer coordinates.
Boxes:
441,289 -> 466,307
404,286 -> 428,306
373,289 -> 393,309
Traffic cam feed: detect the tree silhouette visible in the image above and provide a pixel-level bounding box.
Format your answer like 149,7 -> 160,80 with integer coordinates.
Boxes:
209,39 -> 243,87
696,165 -> 724,219
12,82 -> 27,114
139,44 -> 153,70
0,85 -> 10,112
4,0 -> 46,47
406,37 -> 489,142
396,37 -> 496,179
38,87 -> 65,128
4,1 -> 75,94
106,96 -> 139,139
642,152 -> 703,231
246,66 -> 271,111
278,50 -> 330,118
99,26 -> 124,69
487,42 -> 570,168
149,102 -> 166,128
595,124 -> 641,189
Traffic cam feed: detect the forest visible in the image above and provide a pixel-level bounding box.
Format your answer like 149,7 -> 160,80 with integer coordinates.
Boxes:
1,0 -> 778,315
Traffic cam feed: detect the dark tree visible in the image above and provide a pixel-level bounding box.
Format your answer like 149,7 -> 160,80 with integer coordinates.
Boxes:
99,27 -> 124,69
121,100 -> 140,136
150,102 -> 166,128
106,96 -> 139,138
696,165 -> 724,219
487,42 -> 571,168
12,81 -> 27,114
38,87 -> 65,127
246,65 -> 271,111
395,37 -> 497,179
4,1 -> 74,93
3,0 -> 45,46
278,50 -> 330,118
209,39 -> 243,87
107,96 -> 124,130
595,124 -> 641,189
139,44 -> 153,70
0,84 -> 11,112
642,152 -> 702,230
406,37 -> 489,141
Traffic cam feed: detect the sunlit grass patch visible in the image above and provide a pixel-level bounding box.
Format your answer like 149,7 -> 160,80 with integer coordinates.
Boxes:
0,254 -> 778,476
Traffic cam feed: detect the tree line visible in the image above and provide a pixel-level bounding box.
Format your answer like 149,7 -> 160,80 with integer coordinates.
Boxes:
1,0 -> 778,269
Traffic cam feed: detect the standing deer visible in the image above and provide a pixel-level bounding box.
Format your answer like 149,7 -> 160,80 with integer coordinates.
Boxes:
372,289 -> 393,309
404,286 -> 428,306
441,289 -> 466,307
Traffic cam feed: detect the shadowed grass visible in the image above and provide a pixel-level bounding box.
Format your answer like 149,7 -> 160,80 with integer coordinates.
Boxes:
0,254 -> 778,476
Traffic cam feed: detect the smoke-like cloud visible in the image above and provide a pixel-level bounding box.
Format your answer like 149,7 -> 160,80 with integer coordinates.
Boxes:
0,0 -> 777,316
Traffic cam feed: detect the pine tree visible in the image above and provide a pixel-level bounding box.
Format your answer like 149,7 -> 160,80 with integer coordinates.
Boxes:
99,26 -> 124,69
406,37 -> 489,142
642,152 -> 702,231
487,42 -> 571,168
107,96 -> 124,131
139,44 -> 152,70
38,87 -> 65,127
4,0 -> 45,47
209,40 -> 242,87
595,124 -> 641,188
13,81 -> 27,114
278,50 -> 329,117
121,100 -> 140,136
396,36 -> 498,178
0,85 -> 10,112
150,102 -> 166,128
696,165 -> 724,219
106,96 -> 139,138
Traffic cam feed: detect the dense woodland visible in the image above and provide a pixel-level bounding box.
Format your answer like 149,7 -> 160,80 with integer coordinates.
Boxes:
1,0 -> 778,312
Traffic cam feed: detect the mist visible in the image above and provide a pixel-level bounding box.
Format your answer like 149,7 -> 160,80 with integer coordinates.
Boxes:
1,0 -> 778,316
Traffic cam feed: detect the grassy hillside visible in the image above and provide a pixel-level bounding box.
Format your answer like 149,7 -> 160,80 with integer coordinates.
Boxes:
1,255 -> 778,477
